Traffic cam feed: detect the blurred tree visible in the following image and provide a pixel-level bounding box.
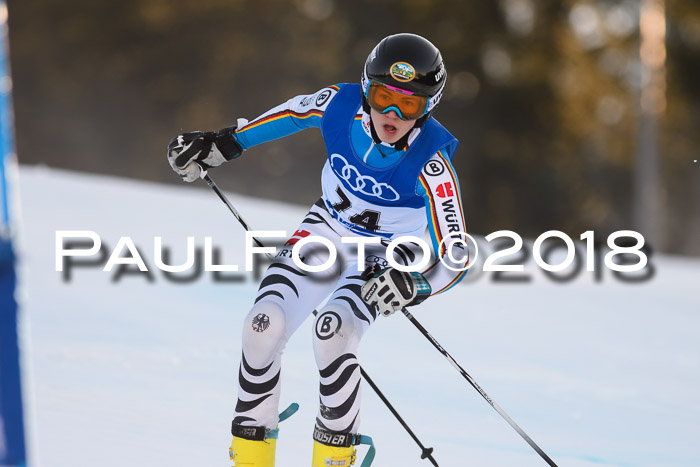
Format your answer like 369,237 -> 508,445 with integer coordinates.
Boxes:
6,0 -> 699,254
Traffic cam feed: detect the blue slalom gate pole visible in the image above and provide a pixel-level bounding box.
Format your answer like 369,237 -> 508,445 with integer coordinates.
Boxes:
0,1 -> 27,465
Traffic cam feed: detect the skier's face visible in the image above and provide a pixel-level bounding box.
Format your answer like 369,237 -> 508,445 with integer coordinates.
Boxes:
370,108 -> 417,144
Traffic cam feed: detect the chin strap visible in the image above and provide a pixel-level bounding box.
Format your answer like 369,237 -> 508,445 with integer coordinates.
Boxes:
368,115 -> 383,146
392,130 -> 413,151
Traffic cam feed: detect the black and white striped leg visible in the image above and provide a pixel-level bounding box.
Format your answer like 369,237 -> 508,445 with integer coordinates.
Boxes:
313,277 -> 376,433
233,301 -> 287,429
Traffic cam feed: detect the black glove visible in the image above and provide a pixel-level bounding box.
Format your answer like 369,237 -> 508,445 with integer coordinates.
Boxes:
361,266 -> 432,317
167,126 -> 242,182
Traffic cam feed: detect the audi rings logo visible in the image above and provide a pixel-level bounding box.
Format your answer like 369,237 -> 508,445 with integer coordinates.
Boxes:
365,255 -> 388,269
330,154 -> 400,201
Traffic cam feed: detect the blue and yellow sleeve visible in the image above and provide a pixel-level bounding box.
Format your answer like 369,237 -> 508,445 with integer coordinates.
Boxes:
417,149 -> 470,294
234,85 -> 342,150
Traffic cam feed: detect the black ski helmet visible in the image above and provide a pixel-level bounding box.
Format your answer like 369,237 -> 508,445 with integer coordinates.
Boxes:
361,33 -> 447,121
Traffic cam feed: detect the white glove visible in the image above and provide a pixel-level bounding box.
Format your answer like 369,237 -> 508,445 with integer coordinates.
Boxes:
167,126 -> 242,182
361,267 -> 432,317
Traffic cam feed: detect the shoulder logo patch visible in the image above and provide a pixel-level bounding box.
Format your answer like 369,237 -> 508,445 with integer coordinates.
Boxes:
316,89 -> 332,107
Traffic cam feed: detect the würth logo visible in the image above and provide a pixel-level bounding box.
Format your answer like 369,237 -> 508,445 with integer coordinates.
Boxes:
435,182 -> 454,198
284,230 -> 311,247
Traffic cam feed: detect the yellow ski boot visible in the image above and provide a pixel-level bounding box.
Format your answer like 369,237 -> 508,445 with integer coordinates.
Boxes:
229,435 -> 276,467
311,425 -> 375,467
312,440 -> 356,466
229,403 -> 299,467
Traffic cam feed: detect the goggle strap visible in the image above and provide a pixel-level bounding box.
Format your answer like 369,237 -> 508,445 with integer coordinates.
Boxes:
384,84 -> 418,96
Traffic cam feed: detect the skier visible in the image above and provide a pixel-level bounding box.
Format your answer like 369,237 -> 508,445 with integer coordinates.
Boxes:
167,33 -> 469,467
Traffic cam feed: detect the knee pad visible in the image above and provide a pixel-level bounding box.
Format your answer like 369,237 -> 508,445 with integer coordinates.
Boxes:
312,306 -> 361,370
242,300 -> 288,369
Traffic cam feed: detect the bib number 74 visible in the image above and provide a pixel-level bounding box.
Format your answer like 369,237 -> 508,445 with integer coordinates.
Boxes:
331,186 -> 381,232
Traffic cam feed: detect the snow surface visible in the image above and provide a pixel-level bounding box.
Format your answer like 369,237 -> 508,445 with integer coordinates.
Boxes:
14,165 -> 700,467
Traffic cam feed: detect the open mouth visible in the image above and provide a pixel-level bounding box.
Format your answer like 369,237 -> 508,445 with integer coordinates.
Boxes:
383,124 -> 397,136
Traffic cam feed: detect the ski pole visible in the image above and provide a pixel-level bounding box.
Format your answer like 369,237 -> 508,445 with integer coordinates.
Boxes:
360,369 -> 438,466
401,308 -> 559,467
199,170 -> 440,465
199,171 -> 267,251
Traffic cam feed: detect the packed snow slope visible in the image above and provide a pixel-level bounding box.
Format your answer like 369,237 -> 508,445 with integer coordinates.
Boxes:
16,165 -> 700,467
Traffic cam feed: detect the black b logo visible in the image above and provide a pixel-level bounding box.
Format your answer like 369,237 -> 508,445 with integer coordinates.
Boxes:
424,160 -> 445,176
316,90 -> 332,107
315,311 -> 342,340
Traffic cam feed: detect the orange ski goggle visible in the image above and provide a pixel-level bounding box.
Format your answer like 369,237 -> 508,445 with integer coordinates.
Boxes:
365,81 -> 429,121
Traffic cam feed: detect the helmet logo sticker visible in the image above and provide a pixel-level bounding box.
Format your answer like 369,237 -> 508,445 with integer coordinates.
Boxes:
369,45 -> 378,62
435,62 -> 446,82
390,62 -> 415,82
